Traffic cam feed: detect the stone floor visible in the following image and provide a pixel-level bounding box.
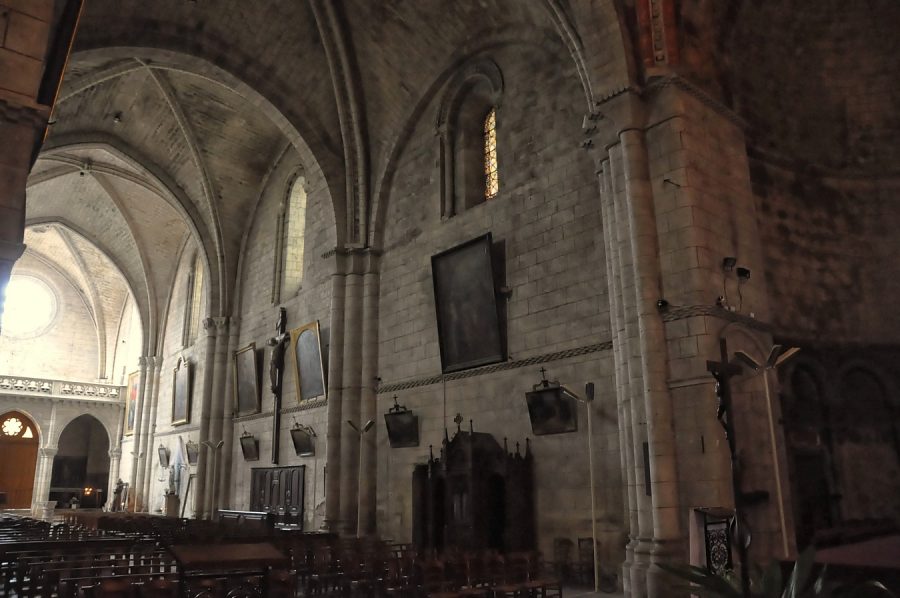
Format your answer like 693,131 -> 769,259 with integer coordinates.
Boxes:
566,586 -> 625,598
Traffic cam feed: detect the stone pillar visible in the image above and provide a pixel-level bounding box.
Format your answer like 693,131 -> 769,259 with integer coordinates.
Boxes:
589,81 -> 786,597
107,447 -> 122,510
323,254 -> 347,531
204,316 -> 230,517
217,316 -> 240,510
620,124 -> 683,596
32,446 -> 58,515
140,356 -> 162,511
598,157 -> 642,595
0,0 -> 54,329
339,257 -> 364,536
194,318 -> 219,518
131,356 -> 151,510
357,254 -> 380,537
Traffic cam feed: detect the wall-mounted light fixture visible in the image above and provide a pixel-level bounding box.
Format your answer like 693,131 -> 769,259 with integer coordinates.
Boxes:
290,420 -> 317,457
185,440 -> 199,465
157,445 -> 169,468
346,419 -> 374,435
524,367 -> 578,435
384,395 -> 419,448
722,257 -> 737,272
732,345 -> 799,559
239,430 -> 259,461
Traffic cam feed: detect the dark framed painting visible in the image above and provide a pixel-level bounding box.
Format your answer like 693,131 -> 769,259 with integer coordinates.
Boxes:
233,343 -> 260,416
125,371 -> 139,435
172,357 -> 192,425
289,321 -> 327,402
431,233 -> 505,372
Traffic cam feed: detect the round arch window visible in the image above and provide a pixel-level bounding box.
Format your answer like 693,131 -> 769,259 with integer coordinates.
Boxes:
1,275 -> 57,339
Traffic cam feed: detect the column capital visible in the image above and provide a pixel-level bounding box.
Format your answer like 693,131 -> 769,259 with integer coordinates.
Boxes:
0,240 -> 26,264
109,448 -> 122,459
203,316 -> 230,333
39,447 -> 58,458
0,97 -> 50,129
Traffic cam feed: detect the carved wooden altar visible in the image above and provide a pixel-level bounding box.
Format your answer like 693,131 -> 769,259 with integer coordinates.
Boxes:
412,426 -> 534,553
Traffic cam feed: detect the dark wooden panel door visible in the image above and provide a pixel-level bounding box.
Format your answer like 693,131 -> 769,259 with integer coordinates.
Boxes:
249,466 -> 305,525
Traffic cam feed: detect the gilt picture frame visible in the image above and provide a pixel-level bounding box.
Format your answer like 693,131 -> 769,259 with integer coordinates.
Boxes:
172,357 -> 191,425
233,343 -> 260,416
289,321 -> 327,403
125,371 -> 139,435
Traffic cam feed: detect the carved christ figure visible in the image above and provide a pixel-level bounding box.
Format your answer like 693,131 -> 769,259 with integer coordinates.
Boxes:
267,307 -> 290,398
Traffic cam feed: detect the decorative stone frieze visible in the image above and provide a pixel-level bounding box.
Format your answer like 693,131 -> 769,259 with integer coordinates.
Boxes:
0,375 -> 123,399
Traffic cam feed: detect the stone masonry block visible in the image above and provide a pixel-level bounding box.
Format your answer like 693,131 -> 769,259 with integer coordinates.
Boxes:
0,46 -> 42,97
5,10 -> 48,60
1,1 -> 52,21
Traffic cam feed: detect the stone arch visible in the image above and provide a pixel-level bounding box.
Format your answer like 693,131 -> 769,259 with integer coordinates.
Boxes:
435,58 -> 505,219
369,28 -> 593,250
779,354 -> 830,431
21,219 -> 146,360
51,409 -> 118,451
64,44 -> 347,262
0,408 -> 42,443
51,413 -> 113,508
834,360 -> 899,437
0,410 -> 41,508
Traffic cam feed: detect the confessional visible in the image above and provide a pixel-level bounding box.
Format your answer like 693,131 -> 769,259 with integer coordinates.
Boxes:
249,465 -> 305,526
412,425 -> 534,553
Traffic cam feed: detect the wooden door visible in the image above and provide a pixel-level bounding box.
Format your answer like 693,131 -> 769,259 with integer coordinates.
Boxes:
249,466 -> 305,525
0,412 -> 39,508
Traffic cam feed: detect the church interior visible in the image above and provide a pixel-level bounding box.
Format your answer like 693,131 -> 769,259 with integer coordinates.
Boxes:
0,1 -> 898,596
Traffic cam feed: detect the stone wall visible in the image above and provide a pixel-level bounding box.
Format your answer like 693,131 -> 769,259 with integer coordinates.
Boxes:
225,148 -> 336,528
0,254 -> 100,380
374,41 -> 624,561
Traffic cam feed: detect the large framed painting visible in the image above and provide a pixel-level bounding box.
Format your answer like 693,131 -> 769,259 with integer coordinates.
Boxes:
289,321 -> 327,402
233,343 -> 260,416
431,233 -> 505,373
172,357 -> 192,425
125,371 -> 139,435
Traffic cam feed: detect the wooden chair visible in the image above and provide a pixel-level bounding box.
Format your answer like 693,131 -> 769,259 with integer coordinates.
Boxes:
551,539 -> 573,584
139,578 -> 179,598
574,538 -> 599,587
95,577 -> 134,598
268,569 -> 297,598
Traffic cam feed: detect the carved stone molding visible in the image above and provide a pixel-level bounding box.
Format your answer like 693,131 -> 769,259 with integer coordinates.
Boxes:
0,97 -> 50,129
108,448 -> 122,459
376,341 -> 612,394
0,375 -> 123,399
38,447 -> 58,458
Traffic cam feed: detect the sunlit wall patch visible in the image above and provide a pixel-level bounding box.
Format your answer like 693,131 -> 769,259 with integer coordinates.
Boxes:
1,275 -> 59,340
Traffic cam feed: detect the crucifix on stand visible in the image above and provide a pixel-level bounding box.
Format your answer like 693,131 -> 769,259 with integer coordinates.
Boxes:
706,338 -> 751,598
267,307 -> 290,464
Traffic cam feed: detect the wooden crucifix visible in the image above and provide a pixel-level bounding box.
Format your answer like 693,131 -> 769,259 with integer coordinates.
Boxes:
706,338 -> 750,598
267,307 -> 290,464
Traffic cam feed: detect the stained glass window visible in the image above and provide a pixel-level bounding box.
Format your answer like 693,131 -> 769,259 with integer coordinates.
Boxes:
283,175 -> 308,297
483,108 -> 499,200
2,416 -> 23,436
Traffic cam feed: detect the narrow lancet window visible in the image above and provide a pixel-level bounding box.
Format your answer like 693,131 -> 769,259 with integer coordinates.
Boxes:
483,108 -> 499,200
